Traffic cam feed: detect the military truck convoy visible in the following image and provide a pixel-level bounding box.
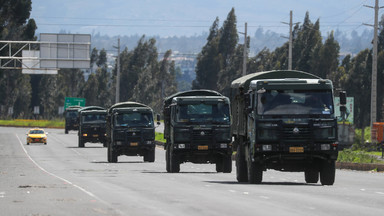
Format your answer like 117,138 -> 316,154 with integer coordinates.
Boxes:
163,90 -> 232,173
77,106 -> 107,148
62,70 -> 343,185
106,102 -> 160,163
231,70 -> 342,185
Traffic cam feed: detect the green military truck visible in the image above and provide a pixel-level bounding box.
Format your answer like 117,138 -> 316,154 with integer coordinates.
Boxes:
163,90 -> 232,173
78,106 -> 107,148
106,102 -> 160,163
64,106 -> 82,134
231,70 -> 343,185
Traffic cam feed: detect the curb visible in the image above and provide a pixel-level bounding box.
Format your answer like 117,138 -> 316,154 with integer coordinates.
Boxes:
336,161 -> 384,172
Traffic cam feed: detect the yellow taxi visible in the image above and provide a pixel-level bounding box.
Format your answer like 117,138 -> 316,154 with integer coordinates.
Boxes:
26,128 -> 47,145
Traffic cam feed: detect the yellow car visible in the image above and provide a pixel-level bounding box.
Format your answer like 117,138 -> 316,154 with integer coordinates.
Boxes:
26,128 -> 47,145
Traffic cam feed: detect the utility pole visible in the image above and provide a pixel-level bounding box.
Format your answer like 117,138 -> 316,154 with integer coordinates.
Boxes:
282,11 -> 299,70
364,0 -> 384,128
114,37 -> 121,103
239,22 -> 248,76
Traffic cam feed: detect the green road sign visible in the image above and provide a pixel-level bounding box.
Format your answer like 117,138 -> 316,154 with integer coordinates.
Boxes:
64,97 -> 86,110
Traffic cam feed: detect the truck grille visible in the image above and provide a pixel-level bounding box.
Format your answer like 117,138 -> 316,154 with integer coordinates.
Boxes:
127,131 -> 141,142
282,125 -> 311,143
192,129 -> 213,142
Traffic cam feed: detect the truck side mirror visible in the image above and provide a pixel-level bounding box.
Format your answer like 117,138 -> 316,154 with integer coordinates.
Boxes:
339,91 -> 347,106
156,114 -> 161,125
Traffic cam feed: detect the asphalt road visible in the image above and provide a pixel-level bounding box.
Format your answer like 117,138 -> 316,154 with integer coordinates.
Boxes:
1,126 -> 384,216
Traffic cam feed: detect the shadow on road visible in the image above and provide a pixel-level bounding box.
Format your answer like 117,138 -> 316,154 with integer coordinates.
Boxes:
91,161 -> 145,164
204,181 -> 322,186
67,146 -> 104,149
142,171 -> 217,174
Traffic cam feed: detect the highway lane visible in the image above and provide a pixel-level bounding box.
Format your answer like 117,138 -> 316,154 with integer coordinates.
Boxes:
1,126 -> 384,216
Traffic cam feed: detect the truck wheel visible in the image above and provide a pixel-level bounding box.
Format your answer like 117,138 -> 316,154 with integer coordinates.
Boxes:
236,145 -> 248,182
166,145 -> 171,172
305,168 -> 319,184
170,152 -> 180,173
215,156 -> 223,172
144,149 -> 155,162
222,155 -> 232,173
320,160 -> 335,185
108,146 -> 118,163
248,160 -> 263,184
103,142 -> 107,147
78,136 -> 84,148
65,128 -> 68,134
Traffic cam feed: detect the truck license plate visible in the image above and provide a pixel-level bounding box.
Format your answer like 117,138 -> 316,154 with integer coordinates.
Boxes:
198,145 -> 208,150
289,147 -> 304,153
130,142 -> 138,146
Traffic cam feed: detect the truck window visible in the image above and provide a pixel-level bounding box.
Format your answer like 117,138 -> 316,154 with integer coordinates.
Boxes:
258,89 -> 333,115
176,103 -> 230,123
82,114 -> 106,123
115,113 -> 153,127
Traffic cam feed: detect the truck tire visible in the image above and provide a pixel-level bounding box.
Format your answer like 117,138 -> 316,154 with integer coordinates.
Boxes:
65,128 -> 68,134
223,155 -> 232,173
108,146 -> 118,163
305,168 -> 319,184
248,160 -> 263,184
144,149 -> 155,162
236,145 -> 248,182
216,157 -> 223,172
320,160 -> 335,185
103,142 -> 107,147
78,136 -> 84,148
166,145 -> 171,172
170,151 -> 180,173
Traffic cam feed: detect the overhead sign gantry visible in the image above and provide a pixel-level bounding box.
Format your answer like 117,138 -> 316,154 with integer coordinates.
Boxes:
0,33 -> 91,74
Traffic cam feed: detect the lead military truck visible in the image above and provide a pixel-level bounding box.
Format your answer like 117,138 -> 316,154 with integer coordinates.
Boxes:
106,102 -> 160,163
231,70 -> 342,185
163,90 -> 232,173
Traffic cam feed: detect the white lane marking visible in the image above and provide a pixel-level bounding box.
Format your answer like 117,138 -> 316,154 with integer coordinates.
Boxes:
243,192 -> 249,195
375,192 -> 384,195
15,134 -> 124,215
360,189 -> 366,192
228,190 -> 236,193
259,196 -> 270,200
0,192 -> 5,198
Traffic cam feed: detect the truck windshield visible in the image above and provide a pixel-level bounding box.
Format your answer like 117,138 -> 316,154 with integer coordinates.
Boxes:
82,114 -> 106,123
66,111 -> 78,118
176,102 -> 230,124
257,89 -> 333,115
115,113 -> 153,127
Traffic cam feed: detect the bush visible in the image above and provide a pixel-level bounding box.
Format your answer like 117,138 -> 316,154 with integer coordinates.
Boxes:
338,149 -> 384,164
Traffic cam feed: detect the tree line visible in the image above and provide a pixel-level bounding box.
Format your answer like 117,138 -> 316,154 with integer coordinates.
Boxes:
193,9 -> 384,130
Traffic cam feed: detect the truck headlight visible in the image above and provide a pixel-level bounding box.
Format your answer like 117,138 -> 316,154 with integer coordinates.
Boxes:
220,143 -> 228,148
321,144 -> 330,150
262,145 -> 272,151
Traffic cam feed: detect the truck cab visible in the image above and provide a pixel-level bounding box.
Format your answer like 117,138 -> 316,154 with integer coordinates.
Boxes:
78,106 -> 107,147
106,102 -> 160,163
164,90 -> 232,173
231,70 -> 341,185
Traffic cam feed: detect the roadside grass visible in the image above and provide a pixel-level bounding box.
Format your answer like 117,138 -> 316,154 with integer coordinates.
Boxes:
0,119 -> 64,128
338,149 -> 384,164
155,132 -> 166,143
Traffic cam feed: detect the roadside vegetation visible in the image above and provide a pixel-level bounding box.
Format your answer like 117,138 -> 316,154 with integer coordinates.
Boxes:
0,119 -> 64,128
